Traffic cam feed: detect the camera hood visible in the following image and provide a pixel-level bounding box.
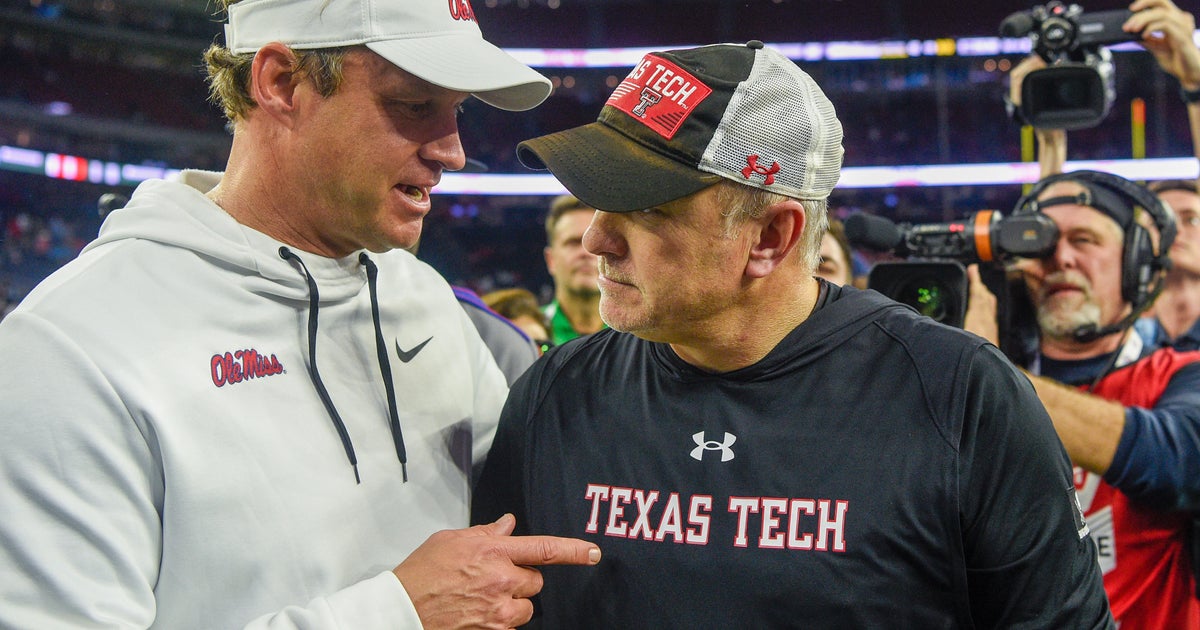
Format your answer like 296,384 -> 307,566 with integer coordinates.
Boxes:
1020,63 -> 1112,130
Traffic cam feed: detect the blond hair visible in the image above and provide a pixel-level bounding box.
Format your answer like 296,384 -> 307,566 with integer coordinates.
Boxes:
204,0 -> 351,122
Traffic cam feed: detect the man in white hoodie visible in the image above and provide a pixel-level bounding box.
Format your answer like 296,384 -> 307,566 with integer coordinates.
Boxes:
0,0 -> 599,628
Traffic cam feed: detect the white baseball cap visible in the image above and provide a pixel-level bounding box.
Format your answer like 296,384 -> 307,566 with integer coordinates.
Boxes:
224,0 -> 552,111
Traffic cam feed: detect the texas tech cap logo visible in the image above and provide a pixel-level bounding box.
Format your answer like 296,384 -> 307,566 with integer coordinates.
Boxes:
607,54 -> 713,140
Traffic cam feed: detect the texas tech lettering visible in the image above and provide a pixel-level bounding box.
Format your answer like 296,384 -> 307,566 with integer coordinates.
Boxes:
626,58 -> 703,107
584,483 -> 849,551
607,54 -> 713,139
211,349 -> 284,387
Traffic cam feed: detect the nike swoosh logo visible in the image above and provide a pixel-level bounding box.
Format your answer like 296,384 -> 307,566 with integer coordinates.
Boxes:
396,336 -> 433,363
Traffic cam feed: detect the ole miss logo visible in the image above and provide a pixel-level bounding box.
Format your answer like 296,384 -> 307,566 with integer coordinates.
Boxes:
448,0 -> 475,21
211,348 -> 284,387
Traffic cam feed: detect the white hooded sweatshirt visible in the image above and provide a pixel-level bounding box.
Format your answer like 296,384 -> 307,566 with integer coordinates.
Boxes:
0,172 -> 508,628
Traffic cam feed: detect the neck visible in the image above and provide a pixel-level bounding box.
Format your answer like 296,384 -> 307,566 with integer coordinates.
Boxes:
557,290 -> 604,334
1040,327 -> 1124,361
212,126 -> 343,258
669,276 -> 819,373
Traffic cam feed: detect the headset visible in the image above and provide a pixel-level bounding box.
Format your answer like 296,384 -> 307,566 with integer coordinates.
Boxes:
1011,169 -> 1177,343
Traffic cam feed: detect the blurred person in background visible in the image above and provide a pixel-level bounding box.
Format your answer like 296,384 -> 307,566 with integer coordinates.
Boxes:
542,194 -> 605,345
0,0 -> 599,628
455,285 -> 540,386
484,286 -> 553,352
475,40 -> 1112,628
815,217 -> 854,285
1139,180 -> 1200,352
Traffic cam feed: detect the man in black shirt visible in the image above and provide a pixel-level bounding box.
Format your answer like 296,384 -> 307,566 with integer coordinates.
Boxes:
474,41 -> 1112,628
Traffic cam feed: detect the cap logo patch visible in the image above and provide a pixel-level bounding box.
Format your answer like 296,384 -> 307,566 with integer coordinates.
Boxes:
448,0 -> 476,22
742,155 -> 780,185
607,54 -> 713,140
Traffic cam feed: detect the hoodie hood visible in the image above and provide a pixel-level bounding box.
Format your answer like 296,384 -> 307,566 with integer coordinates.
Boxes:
84,170 -> 370,303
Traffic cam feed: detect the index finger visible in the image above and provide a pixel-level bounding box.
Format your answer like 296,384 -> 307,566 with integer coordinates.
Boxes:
499,535 -> 601,567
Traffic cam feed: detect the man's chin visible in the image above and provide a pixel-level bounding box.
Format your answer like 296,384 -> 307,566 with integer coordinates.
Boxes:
1037,309 -> 1100,341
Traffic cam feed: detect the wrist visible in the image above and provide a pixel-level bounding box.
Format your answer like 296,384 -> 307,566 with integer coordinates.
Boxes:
1004,93 -> 1029,126
1181,84 -> 1200,104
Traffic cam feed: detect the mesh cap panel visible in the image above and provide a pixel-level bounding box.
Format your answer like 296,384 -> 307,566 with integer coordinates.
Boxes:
700,48 -> 843,200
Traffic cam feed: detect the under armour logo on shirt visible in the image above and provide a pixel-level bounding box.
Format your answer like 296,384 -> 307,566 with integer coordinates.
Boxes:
691,431 -> 736,462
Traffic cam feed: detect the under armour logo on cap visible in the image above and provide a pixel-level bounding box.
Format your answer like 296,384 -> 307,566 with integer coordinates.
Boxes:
741,155 -> 780,185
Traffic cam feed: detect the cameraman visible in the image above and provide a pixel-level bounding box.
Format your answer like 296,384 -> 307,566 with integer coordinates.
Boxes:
964,172 -> 1200,628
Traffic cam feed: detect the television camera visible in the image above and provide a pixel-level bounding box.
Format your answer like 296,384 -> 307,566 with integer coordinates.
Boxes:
1000,1 -> 1139,130
845,210 -> 1058,329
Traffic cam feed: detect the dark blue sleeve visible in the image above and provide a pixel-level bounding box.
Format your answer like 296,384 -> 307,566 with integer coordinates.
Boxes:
1104,362 -> 1200,510
471,363 -> 536,532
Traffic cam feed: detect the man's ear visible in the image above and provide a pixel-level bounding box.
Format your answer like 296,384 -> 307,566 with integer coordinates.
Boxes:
745,199 -> 806,278
248,42 -> 302,126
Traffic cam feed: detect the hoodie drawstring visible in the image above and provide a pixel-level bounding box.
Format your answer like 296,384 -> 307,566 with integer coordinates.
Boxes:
360,253 -> 408,482
278,246 -> 361,484
278,246 -> 410,484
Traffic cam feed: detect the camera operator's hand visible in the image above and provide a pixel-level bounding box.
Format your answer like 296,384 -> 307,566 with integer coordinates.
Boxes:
963,264 -> 1000,346
1008,55 -> 1046,107
1126,0 -> 1200,90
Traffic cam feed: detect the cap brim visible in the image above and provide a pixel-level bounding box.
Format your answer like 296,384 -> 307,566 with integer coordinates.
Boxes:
517,121 -> 722,213
368,35 -> 551,111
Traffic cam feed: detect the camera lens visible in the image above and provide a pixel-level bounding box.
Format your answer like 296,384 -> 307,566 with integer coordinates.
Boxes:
867,260 -> 969,329
898,277 -> 950,322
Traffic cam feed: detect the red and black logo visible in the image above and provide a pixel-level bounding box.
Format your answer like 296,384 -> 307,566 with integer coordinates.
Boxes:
211,348 -> 284,387
448,0 -> 476,22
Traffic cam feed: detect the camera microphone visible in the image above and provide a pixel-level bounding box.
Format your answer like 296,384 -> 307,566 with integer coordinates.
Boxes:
846,210 -> 1058,263
1000,11 -> 1035,37
844,213 -> 903,252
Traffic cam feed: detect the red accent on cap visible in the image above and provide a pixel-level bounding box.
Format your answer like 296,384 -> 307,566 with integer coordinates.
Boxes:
741,155 -> 781,185
448,0 -> 476,22
606,54 -> 713,140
